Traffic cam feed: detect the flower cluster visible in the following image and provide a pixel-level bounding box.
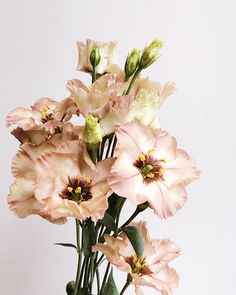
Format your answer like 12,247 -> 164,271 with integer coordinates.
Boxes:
6,39 -> 200,295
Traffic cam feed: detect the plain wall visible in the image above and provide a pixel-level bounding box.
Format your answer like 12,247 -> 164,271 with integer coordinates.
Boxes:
0,0 -> 236,294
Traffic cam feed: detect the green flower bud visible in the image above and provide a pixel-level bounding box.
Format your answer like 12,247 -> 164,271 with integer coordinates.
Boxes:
83,114 -> 102,145
124,49 -> 141,80
90,47 -> 101,68
140,39 -> 163,69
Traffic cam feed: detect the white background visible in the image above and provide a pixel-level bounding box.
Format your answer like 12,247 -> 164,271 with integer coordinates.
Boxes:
0,0 -> 236,294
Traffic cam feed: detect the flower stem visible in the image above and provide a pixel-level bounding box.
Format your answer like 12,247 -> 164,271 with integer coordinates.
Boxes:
118,202 -> 148,231
100,262 -> 110,295
74,219 -> 82,295
120,274 -> 132,295
125,68 -> 142,95
92,68 -> 97,83
119,282 -> 130,295
96,268 -> 101,294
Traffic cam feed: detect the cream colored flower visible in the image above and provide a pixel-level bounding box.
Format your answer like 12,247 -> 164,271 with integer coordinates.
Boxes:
76,39 -> 118,74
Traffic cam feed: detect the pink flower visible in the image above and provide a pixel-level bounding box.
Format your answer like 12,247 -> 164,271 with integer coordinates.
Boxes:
93,221 -> 181,295
108,121 -> 200,218
76,39 -> 119,74
6,97 -> 77,134
8,141 -> 65,224
34,140 -> 115,221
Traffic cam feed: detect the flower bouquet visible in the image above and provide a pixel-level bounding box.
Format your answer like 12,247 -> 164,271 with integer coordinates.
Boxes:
6,39 -> 200,295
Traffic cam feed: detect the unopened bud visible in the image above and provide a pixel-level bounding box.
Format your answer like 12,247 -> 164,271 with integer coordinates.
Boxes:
137,202 -> 149,212
83,114 -> 102,145
90,47 -> 101,68
125,49 -> 141,80
140,39 -> 163,69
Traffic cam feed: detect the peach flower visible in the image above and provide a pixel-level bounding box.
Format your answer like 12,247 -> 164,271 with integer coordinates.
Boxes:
8,141 -> 65,224
34,140 -> 115,221
93,221 -> 181,295
77,39 -> 119,74
6,97 -> 77,134
108,121 -> 200,218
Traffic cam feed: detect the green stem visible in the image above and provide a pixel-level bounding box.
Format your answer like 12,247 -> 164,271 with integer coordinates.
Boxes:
115,198 -> 126,229
105,134 -> 114,158
96,268 -> 101,294
83,256 -> 90,288
92,68 -> 97,83
120,274 -> 132,295
100,262 -> 110,295
74,219 -> 82,295
119,281 -> 130,295
77,257 -> 86,290
118,203 -> 148,231
110,135 -> 117,157
125,68 -> 142,95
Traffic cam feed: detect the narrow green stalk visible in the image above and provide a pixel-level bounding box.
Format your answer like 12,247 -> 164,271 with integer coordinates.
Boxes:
115,198 -> 126,229
105,134 -> 114,158
120,274 -> 132,295
110,135 -> 117,157
96,268 -> 101,294
77,257 -> 86,290
119,281 -> 130,295
83,257 -> 91,288
100,262 -> 110,295
125,67 -> 142,95
89,254 -> 96,290
92,68 -> 97,83
118,203 -> 148,231
74,219 -> 82,295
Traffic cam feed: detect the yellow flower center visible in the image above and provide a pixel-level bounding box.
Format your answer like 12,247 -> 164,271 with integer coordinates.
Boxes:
134,149 -> 166,183
61,176 -> 92,203
125,255 -> 152,276
40,104 -> 54,122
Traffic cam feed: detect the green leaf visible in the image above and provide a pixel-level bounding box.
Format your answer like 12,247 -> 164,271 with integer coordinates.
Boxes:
102,270 -> 119,295
66,281 -> 75,295
122,226 -> 144,259
54,243 -> 77,250
100,213 -> 117,232
82,220 -> 95,257
108,194 -> 125,219
77,287 -> 90,295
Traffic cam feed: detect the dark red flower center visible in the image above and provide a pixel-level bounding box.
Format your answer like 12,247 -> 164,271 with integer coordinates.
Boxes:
60,176 -> 92,203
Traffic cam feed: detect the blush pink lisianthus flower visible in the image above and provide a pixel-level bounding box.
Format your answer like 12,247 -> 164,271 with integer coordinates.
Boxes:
34,140 -> 115,221
8,141 -> 66,224
93,221 -> 181,295
108,121 -> 200,218
6,97 -> 78,134
76,39 -> 119,74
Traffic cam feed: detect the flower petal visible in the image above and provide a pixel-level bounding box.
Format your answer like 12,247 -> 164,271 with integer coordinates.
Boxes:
108,152 -> 146,204
147,183 -> 188,218
164,149 -> 201,186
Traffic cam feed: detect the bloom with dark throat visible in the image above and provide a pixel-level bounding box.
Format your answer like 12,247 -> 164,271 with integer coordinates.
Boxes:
134,149 -> 165,183
60,176 -> 92,203
125,255 -> 153,276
